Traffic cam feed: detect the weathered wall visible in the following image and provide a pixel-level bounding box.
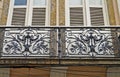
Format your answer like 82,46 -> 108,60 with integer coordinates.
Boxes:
113,0 -> 120,25
107,67 -> 120,77
0,0 -> 10,77
10,68 -> 50,77
50,67 -> 67,77
0,0 -> 3,24
50,0 -> 57,25
67,66 -> 107,77
106,0 -> 117,25
59,0 -> 65,25
0,0 -> 10,25
0,68 -> 10,77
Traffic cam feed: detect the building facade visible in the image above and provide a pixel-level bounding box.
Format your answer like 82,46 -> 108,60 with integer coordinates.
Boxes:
0,0 -> 120,77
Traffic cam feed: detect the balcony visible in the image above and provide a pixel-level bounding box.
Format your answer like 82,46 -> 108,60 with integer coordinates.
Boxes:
0,26 -> 120,67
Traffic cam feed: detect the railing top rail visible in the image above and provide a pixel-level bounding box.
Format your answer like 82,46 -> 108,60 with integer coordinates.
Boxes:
0,25 -> 120,28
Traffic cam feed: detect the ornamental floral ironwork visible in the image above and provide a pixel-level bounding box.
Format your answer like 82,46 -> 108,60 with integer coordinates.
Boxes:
65,28 -> 114,57
3,28 -> 56,57
2,27 -> 118,58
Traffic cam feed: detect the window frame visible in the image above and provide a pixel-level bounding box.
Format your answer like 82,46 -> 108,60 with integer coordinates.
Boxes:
65,0 -> 109,26
7,0 -> 50,26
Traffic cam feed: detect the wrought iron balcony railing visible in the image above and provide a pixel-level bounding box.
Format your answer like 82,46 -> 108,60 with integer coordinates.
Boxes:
0,26 -> 120,67
1,26 -> 120,59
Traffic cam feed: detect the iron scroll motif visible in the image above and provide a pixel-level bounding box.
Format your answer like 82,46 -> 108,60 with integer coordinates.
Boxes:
66,29 -> 114,57
2,27 -> 115,58
3,28 -> 55,57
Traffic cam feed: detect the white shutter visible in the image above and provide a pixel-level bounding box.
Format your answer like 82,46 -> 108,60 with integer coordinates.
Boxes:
12,8 -> 26,25
90,7 -> 104,26
70,7 -> 84,26
32,8 -> 46,25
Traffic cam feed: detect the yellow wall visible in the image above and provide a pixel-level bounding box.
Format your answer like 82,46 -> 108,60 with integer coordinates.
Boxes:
10,68 -> 50,77
67,66 -> 107,77
107,67 -> 120,77
50,0 -> 57,26
0,68 -> 10,77
0,0 -> 3,24
0,0 -> 10,25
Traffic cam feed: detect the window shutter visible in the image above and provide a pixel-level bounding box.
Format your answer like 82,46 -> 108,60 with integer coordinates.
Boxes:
90,7 -> 104,26
70,7 -> 84,26
89,0 -> 104,26
32,8 -> 46,26
12,8 -> 26,25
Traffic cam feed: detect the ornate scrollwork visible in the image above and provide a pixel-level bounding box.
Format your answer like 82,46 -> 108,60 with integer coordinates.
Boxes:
66,29 -> 114,57
3,28 -> 53,57
2,27 -> 115,58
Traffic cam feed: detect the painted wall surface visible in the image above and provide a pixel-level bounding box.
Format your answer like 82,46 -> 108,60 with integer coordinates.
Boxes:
10,68 -> 50,77
0,0 -> 10,77
0,0 -> 3,24
67,66 -> 106,77
0,0 -> 10,25
0,68 -> 9,77
107,67 -> 120,77
50,67 -> 67,77
106,0 -> 116,25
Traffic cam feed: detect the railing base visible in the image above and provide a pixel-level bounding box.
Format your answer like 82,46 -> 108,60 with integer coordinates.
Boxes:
0,58 -> 120,68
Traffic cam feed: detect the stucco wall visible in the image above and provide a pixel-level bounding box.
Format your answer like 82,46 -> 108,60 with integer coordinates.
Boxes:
67,66 -> 107,77
107,67 -> 120,77
0,0 -> 10,25
50,67 -> 67,77
0,0 -> 3,24
0,68 -> 9,77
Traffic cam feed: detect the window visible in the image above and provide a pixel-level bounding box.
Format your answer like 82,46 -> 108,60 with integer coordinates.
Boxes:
68,0 -> 84,26
33,0 -> 46,6
7,0 -> 49,26
89,0 -> 102,5
69,0 -> 82,5
66,0 -> 108,26
14,0 -> 27,5
89,0 -> 104,26
32,0 -> 47,25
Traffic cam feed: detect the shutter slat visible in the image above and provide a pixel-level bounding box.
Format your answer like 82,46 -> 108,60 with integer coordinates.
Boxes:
32,8 -> 46,26
90,7 -> 104,26
70,7 -> 84,26
12,8 -> 26,25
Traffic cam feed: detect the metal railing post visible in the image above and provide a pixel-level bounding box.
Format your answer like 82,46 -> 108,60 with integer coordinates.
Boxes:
58,27 -> 62,64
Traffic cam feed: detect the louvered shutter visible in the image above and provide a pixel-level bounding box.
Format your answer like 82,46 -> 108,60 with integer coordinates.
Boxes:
32,8 -> 46,25
12,8 -> 26,25
90,7 -> 104,26
89,0 -> 104,26
70,7 -> 84,26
